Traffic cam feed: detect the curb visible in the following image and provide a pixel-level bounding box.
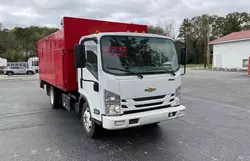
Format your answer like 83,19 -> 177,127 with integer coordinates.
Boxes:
0,76 -> 38,81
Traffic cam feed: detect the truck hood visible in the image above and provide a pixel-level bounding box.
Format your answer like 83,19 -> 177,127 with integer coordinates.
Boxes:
118,75 -> 176,99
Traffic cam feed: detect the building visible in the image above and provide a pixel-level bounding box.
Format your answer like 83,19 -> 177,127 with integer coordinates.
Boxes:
209,30 -> 250,70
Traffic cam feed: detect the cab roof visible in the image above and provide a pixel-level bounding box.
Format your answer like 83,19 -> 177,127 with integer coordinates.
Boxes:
80,32 -> 173,42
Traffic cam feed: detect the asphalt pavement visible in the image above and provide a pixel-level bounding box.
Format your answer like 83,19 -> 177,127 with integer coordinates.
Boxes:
0,70 -> 250,161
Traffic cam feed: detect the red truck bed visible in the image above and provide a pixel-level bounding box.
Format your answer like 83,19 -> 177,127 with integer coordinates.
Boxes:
37,17 -> 148,92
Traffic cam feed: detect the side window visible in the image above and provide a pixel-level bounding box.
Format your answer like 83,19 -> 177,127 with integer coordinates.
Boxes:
85,40 -> 98,78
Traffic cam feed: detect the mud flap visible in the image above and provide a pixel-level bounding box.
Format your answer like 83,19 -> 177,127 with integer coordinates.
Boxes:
62,94 -> 71,111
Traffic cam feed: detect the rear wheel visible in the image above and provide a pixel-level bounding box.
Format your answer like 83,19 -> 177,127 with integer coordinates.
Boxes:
81,102 -> 100,138
50,86 -> 61,109
7,72 -> 14,76
27,71 -> 34,75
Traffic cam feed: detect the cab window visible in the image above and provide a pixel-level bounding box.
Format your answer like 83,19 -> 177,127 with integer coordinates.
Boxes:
85,40 -> 98,79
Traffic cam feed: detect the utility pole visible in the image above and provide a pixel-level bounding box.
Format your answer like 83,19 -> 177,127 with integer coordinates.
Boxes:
204,15 -> 210,69
206,15 -> 210,68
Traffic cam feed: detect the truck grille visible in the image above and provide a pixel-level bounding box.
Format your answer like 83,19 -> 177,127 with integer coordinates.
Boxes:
123,105 -> 171,114
133,95 -> 165,102
135,102 -> 163,108
121,94 -> 175,114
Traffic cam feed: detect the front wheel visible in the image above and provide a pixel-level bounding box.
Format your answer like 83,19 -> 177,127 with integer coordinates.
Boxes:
50,86 -> 61,109
81,102 -> 100,138
27,71 -> 34,75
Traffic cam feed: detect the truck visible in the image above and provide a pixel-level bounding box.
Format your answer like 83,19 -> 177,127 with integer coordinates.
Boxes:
37,17 -> 187,137
28,57 -> 39,72
0,58 -> 7,74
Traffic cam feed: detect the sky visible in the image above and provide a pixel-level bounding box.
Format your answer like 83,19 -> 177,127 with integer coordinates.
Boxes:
0,0 -> 250,29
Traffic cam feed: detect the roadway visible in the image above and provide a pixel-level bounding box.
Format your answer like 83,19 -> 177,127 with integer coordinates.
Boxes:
0,70 -> 249,161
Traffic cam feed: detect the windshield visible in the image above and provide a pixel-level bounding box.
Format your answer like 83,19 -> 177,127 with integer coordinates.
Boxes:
101,36 -> 179,75
32,61 -> 38,66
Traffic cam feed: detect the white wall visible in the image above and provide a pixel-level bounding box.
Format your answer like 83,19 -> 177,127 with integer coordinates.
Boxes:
213,40 -> 250,69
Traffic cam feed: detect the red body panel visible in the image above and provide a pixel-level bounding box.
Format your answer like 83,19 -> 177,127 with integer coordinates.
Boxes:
37,17 -> 148,92
248,57 -> 250,77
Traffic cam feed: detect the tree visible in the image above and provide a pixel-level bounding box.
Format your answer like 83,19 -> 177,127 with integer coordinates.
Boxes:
148,19 -> 178,39
148,25 -> 165,35
222,12 -> 242,35
0,23 -> 3,31
0,26 -> 59,61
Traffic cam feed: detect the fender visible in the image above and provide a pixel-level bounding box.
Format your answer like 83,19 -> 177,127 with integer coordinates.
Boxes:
79,93 -> 102,124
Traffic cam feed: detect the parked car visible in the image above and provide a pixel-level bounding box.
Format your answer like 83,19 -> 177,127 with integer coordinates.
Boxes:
3,66 -> 36,76
0,66 -> 6,74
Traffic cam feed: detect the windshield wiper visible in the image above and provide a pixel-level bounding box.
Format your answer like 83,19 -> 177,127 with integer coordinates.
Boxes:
106,67 -> 143,79
165,70 -> 176,76
146,68 -> 176,76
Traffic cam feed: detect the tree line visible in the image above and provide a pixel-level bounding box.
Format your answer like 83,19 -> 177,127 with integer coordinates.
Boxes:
178,12 -> 250,66
149,12 -> 250,67
1,12 -> 250,64
0,24 -> 58,62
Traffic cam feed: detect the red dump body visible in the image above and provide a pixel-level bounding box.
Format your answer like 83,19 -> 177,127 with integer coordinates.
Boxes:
37,17 -> 148,92
248,57 -> 250,77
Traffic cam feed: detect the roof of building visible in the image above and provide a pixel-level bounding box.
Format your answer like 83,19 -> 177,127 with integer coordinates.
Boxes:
209,30 -> 250,44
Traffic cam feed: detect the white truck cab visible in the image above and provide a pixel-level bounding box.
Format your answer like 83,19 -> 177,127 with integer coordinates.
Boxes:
74,32 -> 186,136
28,57 -> 39,72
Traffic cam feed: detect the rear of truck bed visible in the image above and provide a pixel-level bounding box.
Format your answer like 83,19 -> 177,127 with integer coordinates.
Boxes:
37,17 -> 148,92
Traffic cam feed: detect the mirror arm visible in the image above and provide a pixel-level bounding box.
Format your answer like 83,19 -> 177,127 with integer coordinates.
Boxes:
80,68 -> 83,88
181,64 -> 186,76
80,44 -> 84,88
80,78 -> 97,83
80,78 -> 99,92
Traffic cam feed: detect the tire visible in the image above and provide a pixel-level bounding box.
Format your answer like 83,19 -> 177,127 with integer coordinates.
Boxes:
146,122 -> 160,127
81,102 -> 100,138
49,86 -> 61,109
45,84 -> 50,96
27,71 -> 34,75
7,72 -> 14,76
74,102 -> 81,118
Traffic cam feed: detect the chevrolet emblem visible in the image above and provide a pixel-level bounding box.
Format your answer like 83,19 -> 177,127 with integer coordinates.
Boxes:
145,87 -> 156,92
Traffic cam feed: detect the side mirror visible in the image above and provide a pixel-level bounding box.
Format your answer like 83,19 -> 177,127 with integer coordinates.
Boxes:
74,44 -> 86,68
181,48 -> 187,65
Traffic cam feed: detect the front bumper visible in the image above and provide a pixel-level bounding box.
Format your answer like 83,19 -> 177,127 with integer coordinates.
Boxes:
102,105 -> 185,130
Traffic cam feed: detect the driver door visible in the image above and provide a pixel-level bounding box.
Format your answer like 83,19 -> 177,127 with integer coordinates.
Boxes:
81,40 -> 101,121
18,66 -> 26,74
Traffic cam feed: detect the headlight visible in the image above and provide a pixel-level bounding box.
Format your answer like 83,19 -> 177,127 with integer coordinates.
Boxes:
172,86 -> 181,107
104,90 -> 122,116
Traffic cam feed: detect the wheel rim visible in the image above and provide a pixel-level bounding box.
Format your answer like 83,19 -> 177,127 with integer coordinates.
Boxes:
28,72 -> 32,75
50,88 -> 54,105
9,73 -> 12,76
83,108 -> 92,132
